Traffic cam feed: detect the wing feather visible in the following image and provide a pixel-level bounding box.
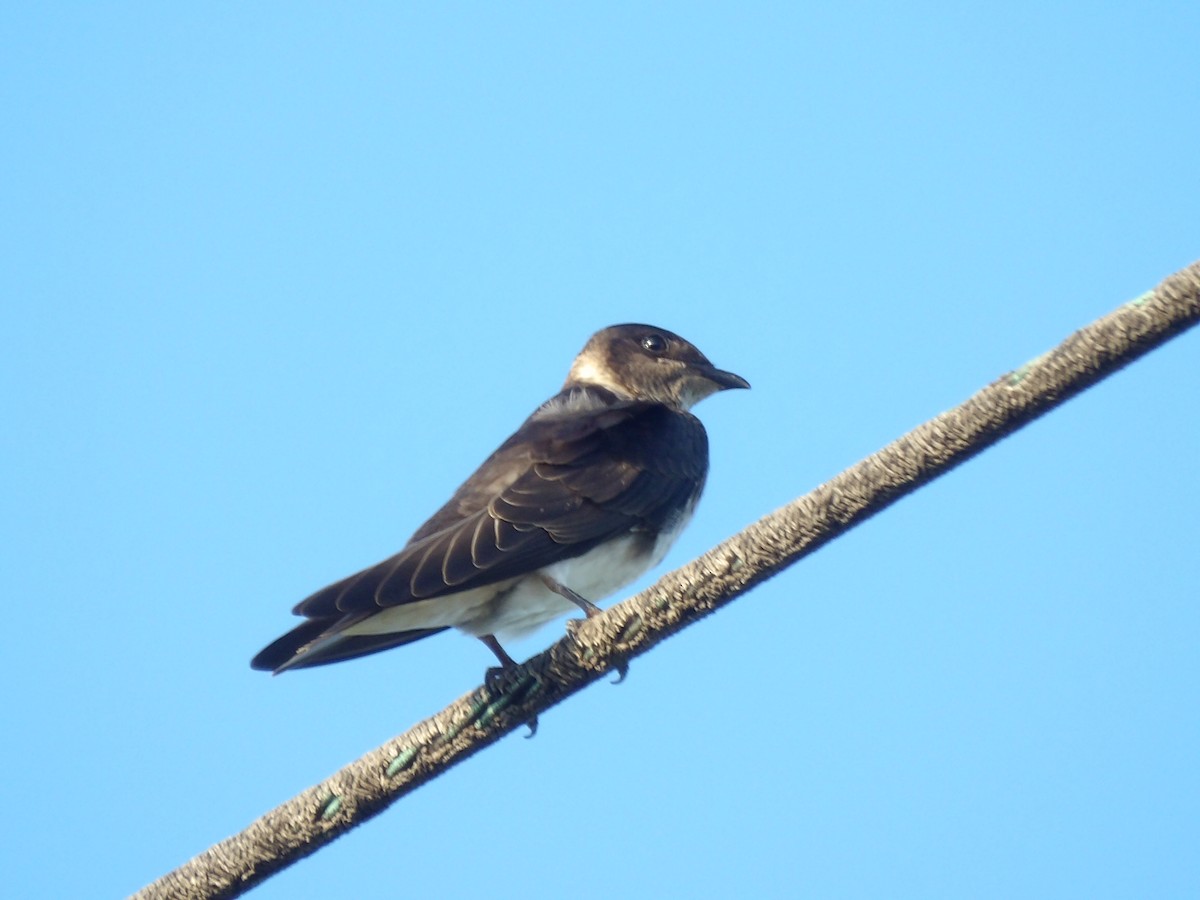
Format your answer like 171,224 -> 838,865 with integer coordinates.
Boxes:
293,398 -> 708,619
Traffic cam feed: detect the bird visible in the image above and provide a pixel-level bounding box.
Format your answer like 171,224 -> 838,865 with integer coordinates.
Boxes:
251,323 -> 748,676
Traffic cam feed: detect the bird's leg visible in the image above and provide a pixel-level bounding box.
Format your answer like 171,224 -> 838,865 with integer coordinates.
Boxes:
480,635 -> 540,737
481,634 -> 520,670
549,576 -> 630,684
481,633 -> 525,692
540,573 -> 602,617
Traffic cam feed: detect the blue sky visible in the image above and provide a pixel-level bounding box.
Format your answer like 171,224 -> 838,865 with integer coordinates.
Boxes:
3,5 -> 1198,898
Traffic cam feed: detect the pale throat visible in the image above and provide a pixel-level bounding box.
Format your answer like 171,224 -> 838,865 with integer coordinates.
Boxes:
565,352 -> 701,409
564,354 -> 635,397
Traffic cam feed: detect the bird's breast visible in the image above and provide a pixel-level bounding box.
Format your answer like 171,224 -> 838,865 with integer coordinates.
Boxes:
340,495 -> 700,643
466,495 -> 698,640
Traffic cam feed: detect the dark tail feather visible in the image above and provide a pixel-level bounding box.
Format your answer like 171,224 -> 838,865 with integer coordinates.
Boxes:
250,618 -> 448,673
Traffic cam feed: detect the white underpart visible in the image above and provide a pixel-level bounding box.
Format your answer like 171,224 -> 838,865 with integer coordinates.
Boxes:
676,378 -> 720,411
341,500 -> 695,641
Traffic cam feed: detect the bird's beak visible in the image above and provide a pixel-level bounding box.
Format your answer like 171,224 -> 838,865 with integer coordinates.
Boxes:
702,366 -> 751,392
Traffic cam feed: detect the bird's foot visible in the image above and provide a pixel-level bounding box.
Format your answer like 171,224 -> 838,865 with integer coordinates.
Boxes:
611,660 -> 629,684
563,618 -> 630,684
482,665 -> 541,737
484,662 -> 524,694
480,635 -> 541,736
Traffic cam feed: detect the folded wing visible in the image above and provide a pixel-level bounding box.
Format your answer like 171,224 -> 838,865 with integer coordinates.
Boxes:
293,400 -> 708,619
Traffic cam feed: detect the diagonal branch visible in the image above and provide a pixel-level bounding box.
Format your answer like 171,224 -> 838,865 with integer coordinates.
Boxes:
134,260 -> 1200,900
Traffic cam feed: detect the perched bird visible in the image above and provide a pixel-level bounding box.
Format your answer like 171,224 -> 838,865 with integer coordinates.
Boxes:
251,324 -> 748,675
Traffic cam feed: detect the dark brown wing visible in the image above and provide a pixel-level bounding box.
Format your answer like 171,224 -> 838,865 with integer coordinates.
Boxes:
293,399 -> 708,619
249,618 -> 447,672
405,388 -> 638,542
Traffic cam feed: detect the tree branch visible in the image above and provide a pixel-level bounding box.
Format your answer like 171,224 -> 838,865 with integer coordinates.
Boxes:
134,260 -> 1200,900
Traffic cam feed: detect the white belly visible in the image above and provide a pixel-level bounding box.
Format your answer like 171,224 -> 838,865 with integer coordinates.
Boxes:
472,527 -> 678,639
341,507 -> 693,642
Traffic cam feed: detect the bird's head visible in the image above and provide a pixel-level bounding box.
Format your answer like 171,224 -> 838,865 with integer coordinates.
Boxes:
565,324 -> 749,410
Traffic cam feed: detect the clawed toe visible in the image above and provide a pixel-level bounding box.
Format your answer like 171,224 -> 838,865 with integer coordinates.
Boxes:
563,620 -> 631,684
483,662 -> 542,737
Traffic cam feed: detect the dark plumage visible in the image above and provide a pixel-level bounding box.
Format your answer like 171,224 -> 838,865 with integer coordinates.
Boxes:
251,324 -> 747,674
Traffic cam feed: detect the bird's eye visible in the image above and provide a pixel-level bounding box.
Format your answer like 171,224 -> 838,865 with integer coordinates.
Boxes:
640,333 -> 667,354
